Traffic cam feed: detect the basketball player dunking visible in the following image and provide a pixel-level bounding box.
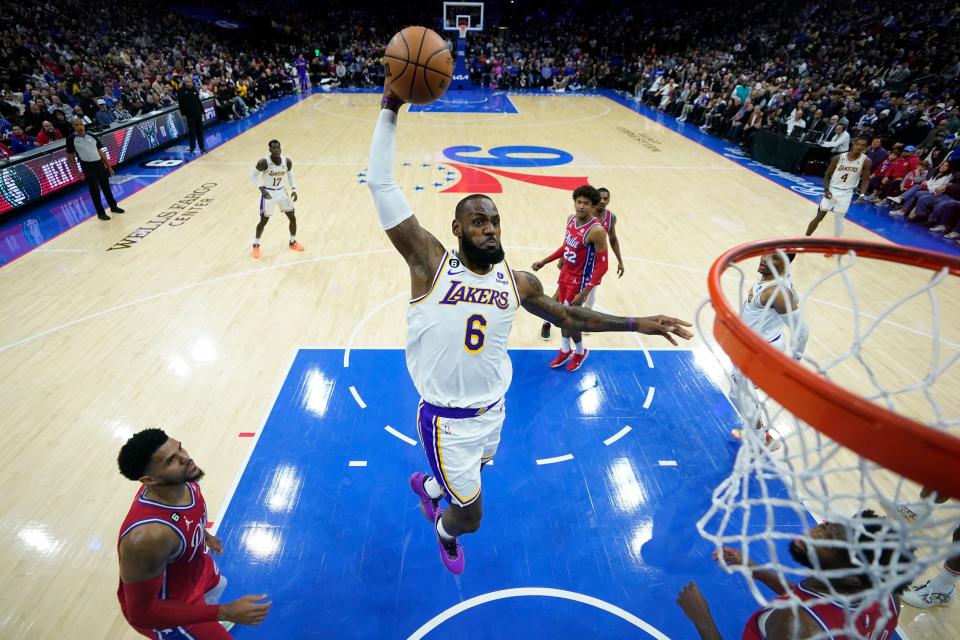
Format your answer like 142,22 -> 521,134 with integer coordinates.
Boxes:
731,252 -> 809,450
116,429 -> 271,638
805,137 -> 871,236
250,140 -> 304,259
533,185 -> 610,372
539,186 -> 625,339
367,86 -> 693,575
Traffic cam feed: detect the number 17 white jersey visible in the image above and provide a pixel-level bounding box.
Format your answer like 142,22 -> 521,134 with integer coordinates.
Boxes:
406,250 -> 521,409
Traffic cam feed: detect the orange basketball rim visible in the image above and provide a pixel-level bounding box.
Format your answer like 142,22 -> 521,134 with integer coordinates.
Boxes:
707,237 -> 960,499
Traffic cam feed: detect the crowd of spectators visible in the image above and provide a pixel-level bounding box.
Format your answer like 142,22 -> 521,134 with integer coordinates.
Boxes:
1,0 -> 959,239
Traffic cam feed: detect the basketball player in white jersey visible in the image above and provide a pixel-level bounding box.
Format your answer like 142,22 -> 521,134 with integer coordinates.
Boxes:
805,137 -> 871,237
249,140 -> 304,259
731,251 -> 809,450
368,85 -> 693,575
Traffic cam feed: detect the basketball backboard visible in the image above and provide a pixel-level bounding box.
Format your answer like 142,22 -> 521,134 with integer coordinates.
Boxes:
443,2 -> 484,31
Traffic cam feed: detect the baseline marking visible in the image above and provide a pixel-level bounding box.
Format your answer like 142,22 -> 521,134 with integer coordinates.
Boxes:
405,587 -> 671,640
343,291 -> 407,368
385,425 -> 417,446
603,426 -> 632,446
209,348 -> 300,535
643,387 -> 656,409
0,248 -> 394,354
349,385 -> 367,409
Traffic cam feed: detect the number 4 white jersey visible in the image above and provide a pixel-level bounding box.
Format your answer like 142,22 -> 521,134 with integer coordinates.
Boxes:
406,250 -> 521,409
829,152 -> 865,192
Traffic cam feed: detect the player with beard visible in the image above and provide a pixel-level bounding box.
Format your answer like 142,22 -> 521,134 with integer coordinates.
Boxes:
368,86 -> 693,575
676,510 -> 904,639
116,429 -> 271,638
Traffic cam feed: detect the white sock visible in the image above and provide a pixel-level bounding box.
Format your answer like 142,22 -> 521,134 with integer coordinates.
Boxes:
574,341 -> 584,355
436,516 -> 455,540
561,337 -> 571,352
253,239 -> 261,246
929,566 -> 960,592
289,235 -> 296,243
423,475 -> 443,499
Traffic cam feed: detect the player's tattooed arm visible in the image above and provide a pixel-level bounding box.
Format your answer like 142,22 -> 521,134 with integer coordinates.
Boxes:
385,219 -> 447,297
514,271 -> 694,345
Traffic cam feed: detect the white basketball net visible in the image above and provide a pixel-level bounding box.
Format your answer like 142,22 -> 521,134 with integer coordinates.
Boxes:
695,246 -> 960,639
458,23 -> 469,39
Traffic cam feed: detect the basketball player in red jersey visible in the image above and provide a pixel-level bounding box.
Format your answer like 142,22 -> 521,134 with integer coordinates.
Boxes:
676,510 -> 904,639
532,185 -> 610,371
538,186 -> 625,339
595,188 -> 625,279
117,429 -> 271,638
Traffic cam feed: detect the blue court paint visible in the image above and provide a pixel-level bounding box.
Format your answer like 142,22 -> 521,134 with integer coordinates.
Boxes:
598,89 -> 960,257
408,89 -> 518,114
213,348 -> 835,639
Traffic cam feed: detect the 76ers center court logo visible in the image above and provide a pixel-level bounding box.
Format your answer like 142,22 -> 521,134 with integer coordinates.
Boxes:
355,145 -> 587,193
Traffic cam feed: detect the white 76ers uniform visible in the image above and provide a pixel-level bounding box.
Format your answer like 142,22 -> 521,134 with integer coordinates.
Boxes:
819,152 -> 865,215
731,276 -> 801,424
259,156 -> 295,216
407,250 -> 520,506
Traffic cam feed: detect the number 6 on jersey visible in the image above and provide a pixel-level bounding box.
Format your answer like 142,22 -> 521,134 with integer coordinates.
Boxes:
464,314 -> 487,353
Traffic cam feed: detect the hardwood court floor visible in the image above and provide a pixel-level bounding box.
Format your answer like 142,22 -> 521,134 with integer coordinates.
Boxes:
0,92 -> 957,638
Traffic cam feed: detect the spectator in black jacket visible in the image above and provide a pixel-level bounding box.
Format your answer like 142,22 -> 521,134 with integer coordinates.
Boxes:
176,77 -> 206,154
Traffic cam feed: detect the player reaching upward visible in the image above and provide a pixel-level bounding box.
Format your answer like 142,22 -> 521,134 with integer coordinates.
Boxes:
532,185 -> 610,372
805,137 -> 871,236
731,252 -> 809,450
539,186 -> 625,339
677,511 -> 903,639
367,85 -> 693,575
250,140 -> 304,259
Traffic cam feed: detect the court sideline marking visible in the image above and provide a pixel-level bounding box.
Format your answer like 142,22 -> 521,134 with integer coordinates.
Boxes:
3,248 -> 956,354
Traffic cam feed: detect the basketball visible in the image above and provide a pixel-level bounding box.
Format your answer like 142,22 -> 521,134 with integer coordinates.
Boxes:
383,26 -> 453,105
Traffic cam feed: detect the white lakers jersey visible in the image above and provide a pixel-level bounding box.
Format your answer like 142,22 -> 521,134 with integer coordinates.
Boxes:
406,250 -> 520,408
741,277 -> 800,343
829,152 -> 865,192
262,156 -> 290,191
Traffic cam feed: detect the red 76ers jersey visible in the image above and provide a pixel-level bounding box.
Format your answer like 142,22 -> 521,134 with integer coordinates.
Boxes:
560,215 -> 601,281
117,482 -> 218,624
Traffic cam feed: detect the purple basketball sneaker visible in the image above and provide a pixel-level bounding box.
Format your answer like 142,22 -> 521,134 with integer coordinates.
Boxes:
409,472 -> 443,522
435,510 -> 465,575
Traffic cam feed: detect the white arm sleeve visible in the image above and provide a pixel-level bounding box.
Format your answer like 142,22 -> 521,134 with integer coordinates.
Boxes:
286,167 -> 296,191
250,167 -> 263,189
366,109 -> 413,230
786,313 -> 810,359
